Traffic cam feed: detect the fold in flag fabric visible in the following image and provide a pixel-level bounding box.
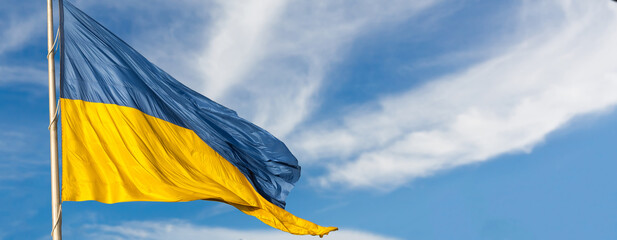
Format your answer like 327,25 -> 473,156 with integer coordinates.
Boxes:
60,2 -> 337,236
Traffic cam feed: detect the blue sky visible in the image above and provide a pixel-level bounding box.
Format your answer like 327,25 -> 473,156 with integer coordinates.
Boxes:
1,0 -> 617,239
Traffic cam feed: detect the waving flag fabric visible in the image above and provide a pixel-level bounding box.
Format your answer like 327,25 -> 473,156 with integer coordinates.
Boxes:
60,1 -> 336,236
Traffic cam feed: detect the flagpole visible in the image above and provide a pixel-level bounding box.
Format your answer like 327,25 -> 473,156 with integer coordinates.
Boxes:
47,0 -> 62,239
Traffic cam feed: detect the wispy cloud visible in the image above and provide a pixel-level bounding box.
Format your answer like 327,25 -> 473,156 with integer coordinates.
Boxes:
0,130 -> 48,181
0,9 -> 42,56
197,0 -> 288,100
73,220 -> 400,240
0,131 -> 29,154
0,2 -> 46,85
42,0 -> 617,193
66,0 -> 444,137
293,0 -> 617,189
193,0 -> 442,137
0,66 -> 47,85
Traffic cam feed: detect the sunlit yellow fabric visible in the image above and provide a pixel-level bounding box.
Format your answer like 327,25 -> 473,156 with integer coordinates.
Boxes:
61,99 -> 337,236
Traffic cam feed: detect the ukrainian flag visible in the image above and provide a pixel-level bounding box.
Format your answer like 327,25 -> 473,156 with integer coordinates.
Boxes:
60,2 -> 336,236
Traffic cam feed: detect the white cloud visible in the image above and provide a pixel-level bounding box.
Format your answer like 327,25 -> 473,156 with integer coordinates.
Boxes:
0,3 -> 46,85
0,66 -> 47,85
66,0 -> 443,137
0,10 -> 42,56
193,0 -> 442,137
0,130 -> 48,182
77,220 -> 400,240
197,0 -> 288,100
27,0 -> 617,193
293,0 -> 617,189
0,131 -> 28,154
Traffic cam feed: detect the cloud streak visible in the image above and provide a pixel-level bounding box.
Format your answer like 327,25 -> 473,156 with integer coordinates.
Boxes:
17,0 -> 616,193
66,0 -> 443,138
195,0 -> 442,137
0,66 -> 47,85
0,1 -> 46,85
197,0 -> 288,100
0,129 -> 48,182
0,8 -> 42,56
294,0 -> 617,189
75,220 -> 401,240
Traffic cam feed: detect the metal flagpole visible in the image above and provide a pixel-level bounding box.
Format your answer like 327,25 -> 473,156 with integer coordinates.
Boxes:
47,0 -> 62,239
